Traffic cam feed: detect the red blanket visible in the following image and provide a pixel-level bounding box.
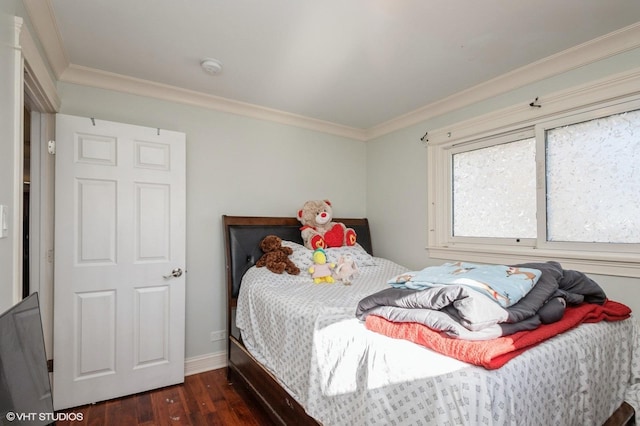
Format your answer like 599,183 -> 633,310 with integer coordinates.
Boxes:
365,299 -> 631,369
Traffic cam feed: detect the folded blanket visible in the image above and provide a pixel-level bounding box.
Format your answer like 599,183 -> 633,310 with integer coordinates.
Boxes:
365,299 -> 631,369
356,286 -> 514,340
388,262 -> 541,308
506,261 -> 606,323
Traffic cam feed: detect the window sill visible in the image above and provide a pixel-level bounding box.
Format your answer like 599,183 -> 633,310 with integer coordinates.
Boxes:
427,245 -> 640,278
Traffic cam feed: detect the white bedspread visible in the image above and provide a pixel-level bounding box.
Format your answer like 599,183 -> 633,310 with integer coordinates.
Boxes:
236,258 -> 640,425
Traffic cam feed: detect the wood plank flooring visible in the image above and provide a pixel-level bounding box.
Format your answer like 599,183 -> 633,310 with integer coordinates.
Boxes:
55,368 -> 276,426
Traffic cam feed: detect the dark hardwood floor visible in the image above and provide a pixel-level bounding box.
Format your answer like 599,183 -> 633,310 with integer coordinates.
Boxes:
55,368 -> 276,426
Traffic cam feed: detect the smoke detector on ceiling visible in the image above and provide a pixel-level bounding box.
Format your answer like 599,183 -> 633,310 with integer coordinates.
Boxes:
201,58 -> 223,75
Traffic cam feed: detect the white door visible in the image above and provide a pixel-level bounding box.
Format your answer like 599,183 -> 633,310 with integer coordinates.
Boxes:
53,114 -> 186,410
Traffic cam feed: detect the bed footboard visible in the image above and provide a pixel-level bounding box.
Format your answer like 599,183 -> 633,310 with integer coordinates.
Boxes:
603,401 -> 636,426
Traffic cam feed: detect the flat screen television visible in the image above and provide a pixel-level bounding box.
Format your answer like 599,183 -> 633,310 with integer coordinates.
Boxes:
0,293 -> 54,426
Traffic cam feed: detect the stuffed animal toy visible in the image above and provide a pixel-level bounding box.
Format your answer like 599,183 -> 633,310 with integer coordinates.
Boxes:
308,248 -> 335,283
255,235 -> 300,275
297,199 -> 357,250
333,255 -> 359,285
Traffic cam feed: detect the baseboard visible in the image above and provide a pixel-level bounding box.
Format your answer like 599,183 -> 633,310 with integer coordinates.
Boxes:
184,350 -> 227,376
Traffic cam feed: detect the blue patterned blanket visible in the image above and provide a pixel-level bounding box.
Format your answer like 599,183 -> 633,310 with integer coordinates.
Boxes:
388,262 -> 541,307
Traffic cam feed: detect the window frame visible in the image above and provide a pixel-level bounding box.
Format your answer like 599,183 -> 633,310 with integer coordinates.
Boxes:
427,72 -> 640,278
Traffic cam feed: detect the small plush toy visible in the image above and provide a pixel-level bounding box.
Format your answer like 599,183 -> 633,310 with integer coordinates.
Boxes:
255,235 -> 300,275
308,248 -> 335,283
297,199 -> 357,250
333,255 -> 359,285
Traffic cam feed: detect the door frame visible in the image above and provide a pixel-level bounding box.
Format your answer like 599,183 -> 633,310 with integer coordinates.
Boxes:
21,21 -> 60,359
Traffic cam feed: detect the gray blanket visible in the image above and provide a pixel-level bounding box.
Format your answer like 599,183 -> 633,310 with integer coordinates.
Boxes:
356,261 -> 607,340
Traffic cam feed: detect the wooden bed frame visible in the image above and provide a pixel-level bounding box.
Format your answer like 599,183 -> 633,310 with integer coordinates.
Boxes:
222,215 -> 636,426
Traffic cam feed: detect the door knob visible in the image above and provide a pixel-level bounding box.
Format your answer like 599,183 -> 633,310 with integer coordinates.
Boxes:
163,267 -> 183,278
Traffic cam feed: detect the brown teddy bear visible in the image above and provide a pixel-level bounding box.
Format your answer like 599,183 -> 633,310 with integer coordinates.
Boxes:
255,235 -> 300,275
297,199 -> 357,250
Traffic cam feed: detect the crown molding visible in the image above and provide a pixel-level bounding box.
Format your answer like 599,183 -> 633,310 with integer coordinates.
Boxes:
425,66 -> 640,146
60,64 -> 367,141
22,0 -> 69,79
367,22 -> 640,141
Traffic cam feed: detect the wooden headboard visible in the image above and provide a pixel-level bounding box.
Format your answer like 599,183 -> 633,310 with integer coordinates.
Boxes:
222,215 -> 372,301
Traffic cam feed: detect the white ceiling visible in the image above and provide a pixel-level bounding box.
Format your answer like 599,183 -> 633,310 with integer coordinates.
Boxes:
30,1 -> 640,131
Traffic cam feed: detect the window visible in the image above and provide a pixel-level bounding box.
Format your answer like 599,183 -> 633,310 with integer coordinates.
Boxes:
543,108 -> 640,246
428,95 -> 640,277
452,134 -> 536,239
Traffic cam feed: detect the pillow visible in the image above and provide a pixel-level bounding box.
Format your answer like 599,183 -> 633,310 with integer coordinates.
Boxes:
326,244 -> 376,266
280,241 -> 376,269
281,240 -> 313,270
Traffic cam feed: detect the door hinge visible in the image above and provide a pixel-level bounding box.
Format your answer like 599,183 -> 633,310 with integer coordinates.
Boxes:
47,359 -> 53,373
47,140 -> 56,155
